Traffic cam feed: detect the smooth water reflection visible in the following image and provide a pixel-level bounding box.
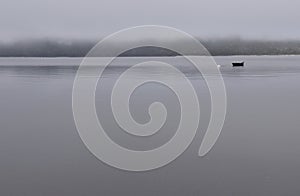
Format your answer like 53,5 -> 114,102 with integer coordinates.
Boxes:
0,56 -> 300,195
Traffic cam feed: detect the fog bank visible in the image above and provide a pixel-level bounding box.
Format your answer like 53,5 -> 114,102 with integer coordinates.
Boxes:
1,38 -> 300,57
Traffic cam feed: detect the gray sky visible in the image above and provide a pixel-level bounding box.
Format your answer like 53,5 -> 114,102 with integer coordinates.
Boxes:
1,0 -> 300,41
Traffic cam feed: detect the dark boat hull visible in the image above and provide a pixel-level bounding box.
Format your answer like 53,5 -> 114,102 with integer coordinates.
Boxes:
232,62 -> 244,67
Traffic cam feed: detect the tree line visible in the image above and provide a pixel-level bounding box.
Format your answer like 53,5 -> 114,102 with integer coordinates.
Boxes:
1,38 -> 300,57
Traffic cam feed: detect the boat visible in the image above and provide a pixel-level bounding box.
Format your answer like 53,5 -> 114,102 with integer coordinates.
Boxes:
232,61 -> 244,67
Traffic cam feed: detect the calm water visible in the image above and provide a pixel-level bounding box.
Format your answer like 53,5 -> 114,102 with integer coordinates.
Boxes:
0,56 -> 300,195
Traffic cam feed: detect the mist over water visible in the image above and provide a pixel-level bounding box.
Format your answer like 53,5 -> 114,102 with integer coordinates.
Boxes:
2,0 -> 300,194
1,38 -> 300,57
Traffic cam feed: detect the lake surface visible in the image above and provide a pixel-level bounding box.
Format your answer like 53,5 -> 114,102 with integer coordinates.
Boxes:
0,56 -> 300,195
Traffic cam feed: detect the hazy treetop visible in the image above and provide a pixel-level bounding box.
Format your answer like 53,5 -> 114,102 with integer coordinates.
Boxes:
1,39 -> 300,56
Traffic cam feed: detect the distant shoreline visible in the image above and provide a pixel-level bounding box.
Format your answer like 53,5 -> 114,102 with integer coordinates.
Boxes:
2,54 -> 300,58
1,54 -> 300,58
1,39 -> 300,57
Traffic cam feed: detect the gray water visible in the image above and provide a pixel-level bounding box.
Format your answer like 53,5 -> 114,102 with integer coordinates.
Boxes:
0,56 -> 300,195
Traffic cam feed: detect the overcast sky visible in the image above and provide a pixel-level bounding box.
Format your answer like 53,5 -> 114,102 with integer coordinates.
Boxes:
1,0 -> 300,41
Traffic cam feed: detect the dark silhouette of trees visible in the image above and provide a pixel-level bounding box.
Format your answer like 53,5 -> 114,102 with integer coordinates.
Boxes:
0,38 -> 300,57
